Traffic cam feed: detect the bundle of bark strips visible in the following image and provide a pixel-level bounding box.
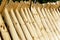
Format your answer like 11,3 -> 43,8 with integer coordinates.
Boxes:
0,0 -> 60,40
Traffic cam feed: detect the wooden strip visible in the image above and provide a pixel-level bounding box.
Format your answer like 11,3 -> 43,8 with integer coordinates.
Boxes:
43,7 -> 58,39
0,14 -> 11,40
53,9 -> 59,20
10,9 -> 26,40
52,9 -> 60,39
3,8 -> 20,40
51,9 -> 58,21
44,8 -> 60,40
23,8 -> 40,40
27,8 -> 45,40
50,9 -> 60,33
31,7 -> 49,40
15,9 -> 33,40
35,6 -> 52,39
56,9 -> 60,17
24,8 -> 39,38
41,8 -> 58,40
38,7 -> 56,40
21,8 -> 40,40
47,9 -> 59,40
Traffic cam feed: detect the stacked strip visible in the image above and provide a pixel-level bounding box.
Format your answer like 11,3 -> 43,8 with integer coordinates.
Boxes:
0,1 -> 60,40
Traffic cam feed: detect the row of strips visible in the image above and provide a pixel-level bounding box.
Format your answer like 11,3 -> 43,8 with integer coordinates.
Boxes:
1,5 -> 60,40
0,1 -> 60,40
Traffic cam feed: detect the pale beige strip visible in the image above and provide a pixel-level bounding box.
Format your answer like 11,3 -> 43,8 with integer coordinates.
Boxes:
54,9 -> 60,27
54,9 -> 60,19
4,8 -> 20,40
15,9 -> 33,40
44,8 -> 60,40
50,9 -> 60,33
38,8 -> 53,40
47,9 -> 59,40
56,9 -> 60,17
50,9 -> 57,20
42,8 -> 58,40
43,7 -> 59,37
24,8 -> 40,40
27,8 -> 45,40
10,9 -> 26,40
53,9 -> 60,39
52,9 -> 60,23
0,14 -> 11,40
42,9 -> 58,40
21,8 -> 40,40
31,7 -> 49,40
37,7 -> 55,40
53,9 -> 60,30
